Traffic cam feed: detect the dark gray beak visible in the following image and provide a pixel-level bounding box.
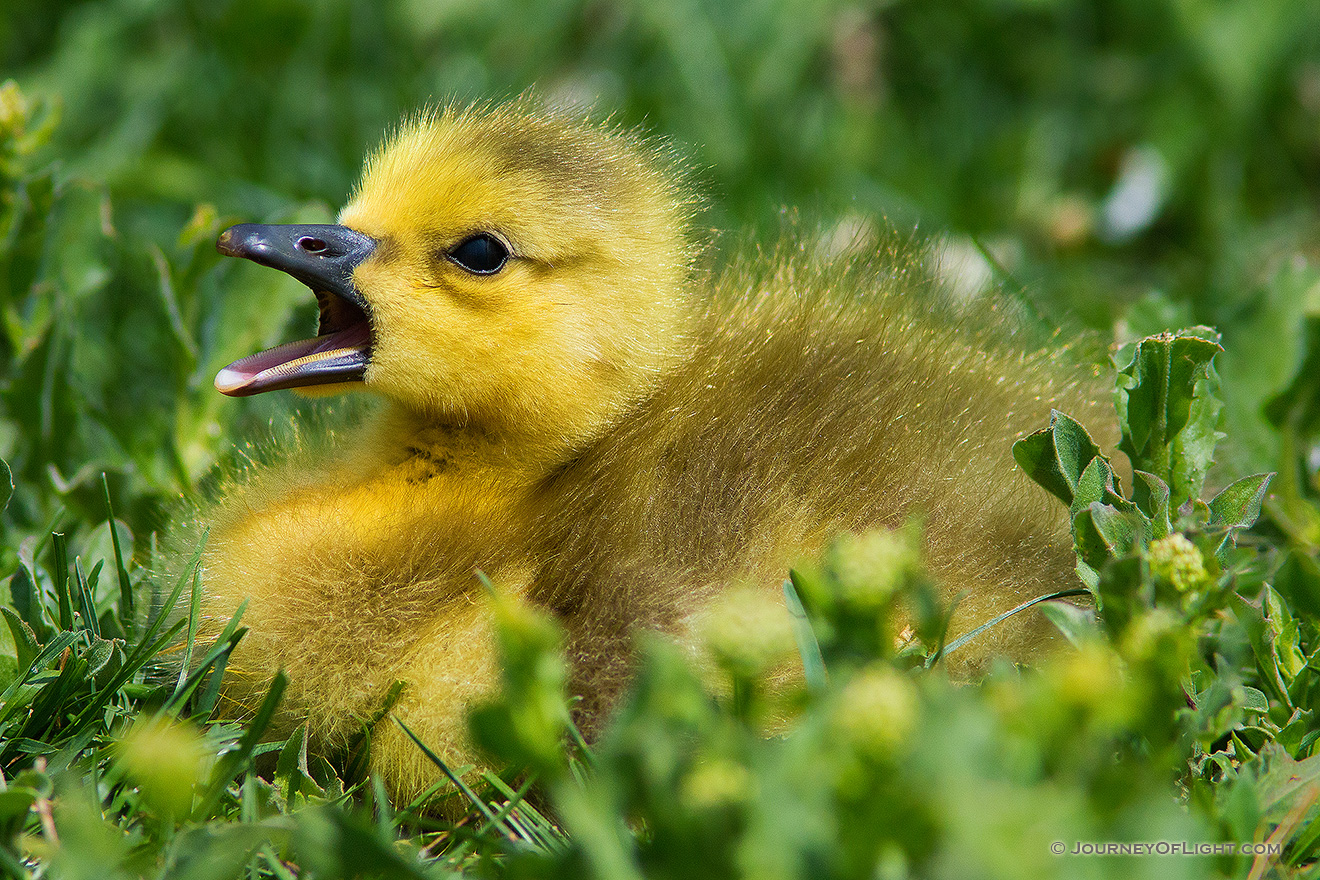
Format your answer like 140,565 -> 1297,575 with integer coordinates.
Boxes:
217,223 -> 376,310
213,223 -> 378,396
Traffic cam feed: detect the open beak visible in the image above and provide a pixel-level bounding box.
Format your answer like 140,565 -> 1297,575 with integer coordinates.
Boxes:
213,223 -> 377,396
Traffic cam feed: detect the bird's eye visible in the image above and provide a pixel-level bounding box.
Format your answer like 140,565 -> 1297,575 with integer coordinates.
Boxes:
448,234 -> 509,275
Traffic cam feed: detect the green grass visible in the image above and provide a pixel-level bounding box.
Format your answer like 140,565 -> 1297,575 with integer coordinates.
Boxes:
3,2 -> 1320,877
0,348 -> 1313,878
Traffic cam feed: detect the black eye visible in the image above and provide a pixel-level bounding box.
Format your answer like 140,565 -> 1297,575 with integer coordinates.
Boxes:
448,234 -> 509,275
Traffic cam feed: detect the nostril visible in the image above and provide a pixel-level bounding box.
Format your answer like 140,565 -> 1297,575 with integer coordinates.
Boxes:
298,236 -> 329,255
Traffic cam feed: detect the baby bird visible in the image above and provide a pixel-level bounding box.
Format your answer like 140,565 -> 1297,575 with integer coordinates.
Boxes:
193,100 -> 1111,799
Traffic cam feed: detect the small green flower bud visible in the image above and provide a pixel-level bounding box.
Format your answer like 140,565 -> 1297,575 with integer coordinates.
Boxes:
681,759 -> 755,809
1119,608 -> 1194,676
1051,643 -> 1124,712
832,528 -> 921,610
1146,534 -> 1208,592
117,716 -> 209,818
832,667 -> 919,758
0,81 -> 29,136
699,587 -> 796,678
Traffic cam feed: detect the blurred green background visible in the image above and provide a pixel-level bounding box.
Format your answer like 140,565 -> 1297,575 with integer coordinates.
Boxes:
3,5 -> 1320,875
3,0 -> 1320,544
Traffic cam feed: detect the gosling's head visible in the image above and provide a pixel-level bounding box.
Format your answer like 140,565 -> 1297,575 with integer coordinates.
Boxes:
215,101 -> 694,447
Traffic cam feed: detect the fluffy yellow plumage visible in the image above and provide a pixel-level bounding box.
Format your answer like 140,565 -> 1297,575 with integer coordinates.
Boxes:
184,99 -> 1112,800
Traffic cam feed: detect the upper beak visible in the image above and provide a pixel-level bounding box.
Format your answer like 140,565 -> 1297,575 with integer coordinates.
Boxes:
216,223 -> 376,310
213,223 -> 378,396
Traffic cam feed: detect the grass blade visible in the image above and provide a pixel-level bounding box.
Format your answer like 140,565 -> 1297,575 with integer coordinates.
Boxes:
164,626 -> 247,716
191,599 -> 249,720
174,568 -> 203,698
394,717 -> 511,835
101,473 -> 134,625
344,680 -> 406,784
783,577 -> 827,692
73,557 -> 100,639
50,532 -> 73,632
193,670 -> 288,821
941,588 -> 1093,657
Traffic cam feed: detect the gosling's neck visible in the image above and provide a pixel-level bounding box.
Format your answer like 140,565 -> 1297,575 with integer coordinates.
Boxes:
361,387 -> 644,484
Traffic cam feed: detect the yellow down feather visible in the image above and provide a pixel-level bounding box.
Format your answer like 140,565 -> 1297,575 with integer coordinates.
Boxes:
178,99 -> 1114,802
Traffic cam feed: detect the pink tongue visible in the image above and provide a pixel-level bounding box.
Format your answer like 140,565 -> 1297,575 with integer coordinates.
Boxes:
215,322 -> 371,395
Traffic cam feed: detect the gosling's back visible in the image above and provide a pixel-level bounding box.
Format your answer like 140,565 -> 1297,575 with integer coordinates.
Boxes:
526,238 -> 1109,728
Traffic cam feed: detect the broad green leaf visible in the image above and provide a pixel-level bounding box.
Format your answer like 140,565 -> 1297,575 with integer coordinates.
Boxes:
0,607 -> 38,673
1076,502 -> 1148,568
1277,709 -> 1316,754
1092,555 -> 1146,636
1073,508 -> 1113,573
1243,742 -> 1320,816
1240,686 -> 1270,714
0,789 -> 34,823
1209,473 -> 1273,530
80,637 -> 116,679
1037,600 -> 1099,647
1071,506 -> 1114,575
1167,334 -> 1224,435
275,723 -> 304,780
1070,456 -> 1126,517
276,723 -> 320,804
1114,329 -> 1224,505
0,656 -> 15,696
1234,596 -> 1294,711
1264,586 -> 1306,684
1012,410 -> 1104,506
1075,559 -> 1100,591
1172,357 -> 1225,508
8,563 -> 49,644
1132,470 -> 1172,538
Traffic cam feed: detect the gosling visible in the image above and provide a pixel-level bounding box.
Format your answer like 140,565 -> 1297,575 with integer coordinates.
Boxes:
188,100 -> 1111,800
